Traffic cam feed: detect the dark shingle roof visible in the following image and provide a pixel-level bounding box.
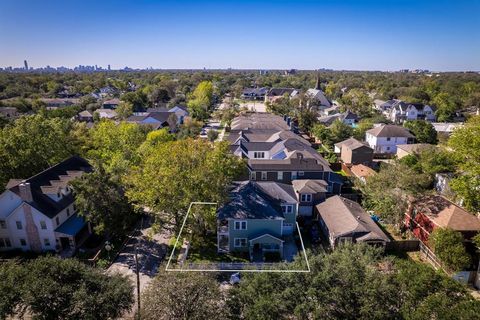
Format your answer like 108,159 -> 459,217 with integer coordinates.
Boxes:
9,156 -> 92,218
217,182 -> 285,220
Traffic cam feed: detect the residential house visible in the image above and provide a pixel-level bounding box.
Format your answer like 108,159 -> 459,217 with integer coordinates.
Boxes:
0,156 -> 92,255
434,173 -> 455,197
317,111 -> 358,127
241,87 -> 268,101
40,98 -> 80,110
334,137 -> 373,165
217,181 -> 297,260
373,99 -> 397,113
229,113 -> 343,193
388,101 -> 436,123
350,164 -> 376,184
102,98 -> 121,109
291,179 -> 328,216
316,196 -> 390,248
0,107 -> 19,118
264,88 -> 299,103
94,108 -> 117,120
396,143 -> 432,159
365,124 -> 415,154
320,105 -> 340,117
77,110 -> 93,122
126,111 -> 176,130
404,195 -> 480,245
168,105 -> 189,124
432,122 -> 463,136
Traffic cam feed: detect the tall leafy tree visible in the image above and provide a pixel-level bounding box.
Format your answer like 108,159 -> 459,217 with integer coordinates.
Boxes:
0,115 -> 76,190
141,271 -> 224,320
430,228 -> 471,272
127,139 -> 245,231
70,165 -> 138,237
1,256 -> 133,320
87,120 -> 148,177
187,81 -> 214,121
448,115 -> 480,211
404,120 -> 438,144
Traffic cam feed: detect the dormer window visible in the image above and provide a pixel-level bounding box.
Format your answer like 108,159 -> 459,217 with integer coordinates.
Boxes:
301,194 -> 312,202
253,152 -> 265,159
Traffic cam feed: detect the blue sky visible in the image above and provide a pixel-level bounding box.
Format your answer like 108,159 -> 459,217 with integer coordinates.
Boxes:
0,0 -> 479,71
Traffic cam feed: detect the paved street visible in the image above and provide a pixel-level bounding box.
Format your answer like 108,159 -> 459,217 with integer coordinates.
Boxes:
108,217 -> 171,318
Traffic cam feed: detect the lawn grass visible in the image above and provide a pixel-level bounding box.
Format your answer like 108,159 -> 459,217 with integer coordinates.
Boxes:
188,234 -> 249,263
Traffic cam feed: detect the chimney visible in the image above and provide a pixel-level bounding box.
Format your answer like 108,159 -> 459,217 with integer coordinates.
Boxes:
19,182 -> 33,202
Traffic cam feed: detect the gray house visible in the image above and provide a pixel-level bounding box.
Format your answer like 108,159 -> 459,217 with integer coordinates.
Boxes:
316,196 -> 390,248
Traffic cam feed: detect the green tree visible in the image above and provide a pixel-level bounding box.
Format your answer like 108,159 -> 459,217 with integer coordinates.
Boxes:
430,228 -> 471,272
433,92 -> 458,122
116,101 -> 134,120
187,81 -> 214,121
404,120 -> 438,144
329,119 -> 354,143
141,271 -> 224,320
339,88 -> 373,118
0,261 -> 25,319
0,115 -> 76,190
127,139 -> 245,231
71,165 -> 138,237
207,129 -> 219,142
7,256 -> 133,319
358,161 -> 431,224
87,120 -> 147,177
265,94 -> 293,116
448,116 -> 480,211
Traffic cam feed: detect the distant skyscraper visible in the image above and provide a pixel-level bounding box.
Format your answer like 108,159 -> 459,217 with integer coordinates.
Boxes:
108,64 -> 111,71
24,60 -> 28,70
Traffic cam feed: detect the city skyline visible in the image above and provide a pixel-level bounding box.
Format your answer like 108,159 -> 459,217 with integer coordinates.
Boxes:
1,0 -> 479,71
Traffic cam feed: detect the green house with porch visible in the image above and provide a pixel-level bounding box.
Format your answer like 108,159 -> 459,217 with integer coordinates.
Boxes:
217,181 -> 298,261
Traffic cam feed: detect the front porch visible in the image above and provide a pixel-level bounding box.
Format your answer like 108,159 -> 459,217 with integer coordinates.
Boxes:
249,234 -> 284,262
55,214 -> 91,257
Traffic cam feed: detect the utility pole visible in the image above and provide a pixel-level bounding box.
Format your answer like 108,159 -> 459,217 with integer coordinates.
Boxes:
135,216 -> 144,320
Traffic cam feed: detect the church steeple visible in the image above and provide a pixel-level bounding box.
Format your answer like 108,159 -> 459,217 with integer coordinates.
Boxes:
315,72 -> 321,90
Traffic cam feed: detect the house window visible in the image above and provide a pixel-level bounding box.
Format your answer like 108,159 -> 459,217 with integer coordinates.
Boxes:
66,208 -> 70,217
386,147 -> 390,151
44,238 -> 50,246
298,171 -> 305,177
261,172 -> 267,180
16,221 -> 22,230
282,205 -> 293,214
20,239 -> 27,246
250,171 -> 256,180
56,217 -> 60,226
277,171 -> 283,180
73,204 -> 76,211
386,137 -> 391,141
301,194 -> 312,202
234,238 -> 248,247
0,220 -> 6,229
234,220 -> 247,230
0,239 -> 4,248
253,152 -> 265,159
40,221 -> 47,230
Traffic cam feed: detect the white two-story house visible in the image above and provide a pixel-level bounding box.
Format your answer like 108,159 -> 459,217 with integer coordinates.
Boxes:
0,156 -> 92,255
389,102 -> 436,124
365,124 -> 415,154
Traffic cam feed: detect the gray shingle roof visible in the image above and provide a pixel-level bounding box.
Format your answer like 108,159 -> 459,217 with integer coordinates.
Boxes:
217,182 -> 285,220
316,196 -> 390,242
366,125 -> 414,138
